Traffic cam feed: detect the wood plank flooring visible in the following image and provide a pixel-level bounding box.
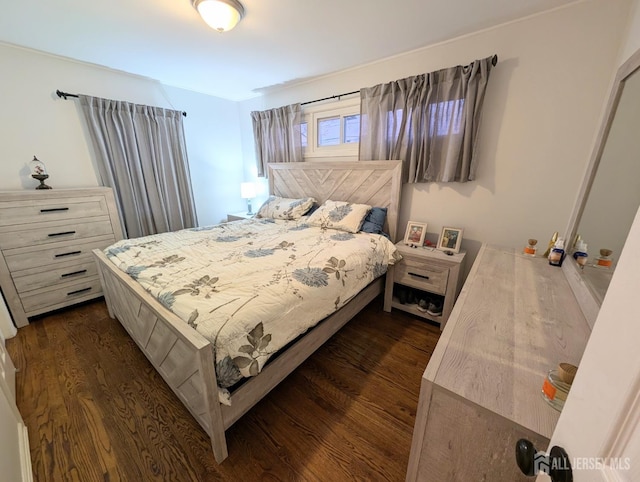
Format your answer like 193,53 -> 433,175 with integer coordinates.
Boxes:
6,295 -> 440,482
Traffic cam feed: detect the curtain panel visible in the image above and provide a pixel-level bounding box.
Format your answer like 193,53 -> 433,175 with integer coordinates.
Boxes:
251,103 -> 303,177
79,95 -> 197,238
359,55 -> 495,183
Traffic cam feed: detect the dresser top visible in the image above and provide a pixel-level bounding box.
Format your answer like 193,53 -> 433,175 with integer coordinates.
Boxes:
424,244 -> 591,438
0,187 -> 111,201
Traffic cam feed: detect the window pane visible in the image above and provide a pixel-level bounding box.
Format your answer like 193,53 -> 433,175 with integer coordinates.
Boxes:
301,122 -> 308,148
428,99 -> 465,136
387,109 -> 403,142
343,114 -> 360,143
318,116 -> 340,146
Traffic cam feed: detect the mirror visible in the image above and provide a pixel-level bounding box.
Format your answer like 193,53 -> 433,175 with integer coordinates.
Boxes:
564,50 -> 640,327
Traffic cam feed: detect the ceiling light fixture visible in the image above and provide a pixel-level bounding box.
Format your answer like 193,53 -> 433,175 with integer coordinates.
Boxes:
192,0 -> 245,32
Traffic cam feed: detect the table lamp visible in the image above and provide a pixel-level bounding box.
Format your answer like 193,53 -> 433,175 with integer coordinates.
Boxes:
240,182 -> 256,215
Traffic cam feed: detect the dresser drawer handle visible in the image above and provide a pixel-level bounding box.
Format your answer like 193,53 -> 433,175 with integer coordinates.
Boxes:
408,272 -> 430,280
55,250 -> 81,258
40,207 -> 69,213
67,287 -> 92,296
48,230 -> 76,237
61,269 -> 88,278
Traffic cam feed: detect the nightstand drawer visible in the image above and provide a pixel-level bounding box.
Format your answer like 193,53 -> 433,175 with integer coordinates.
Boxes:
395,258 -> 449,295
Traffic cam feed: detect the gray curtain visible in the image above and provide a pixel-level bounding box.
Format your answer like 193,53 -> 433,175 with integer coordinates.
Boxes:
359,55 -> 495,183
251,103 -> 303,177
79,95 -> 197,238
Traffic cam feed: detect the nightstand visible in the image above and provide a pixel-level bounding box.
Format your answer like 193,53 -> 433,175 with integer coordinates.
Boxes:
227,212 -> 254,222
384,243 -> 466,330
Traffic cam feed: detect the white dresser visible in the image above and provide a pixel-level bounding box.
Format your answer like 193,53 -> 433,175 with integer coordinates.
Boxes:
406,245 -> 592,481
0,188 -> 123,327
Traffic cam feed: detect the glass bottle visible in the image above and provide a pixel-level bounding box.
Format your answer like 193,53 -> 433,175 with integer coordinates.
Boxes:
573,239 -> 588,268
523,238 -> 537,256
548,237 -> 565,267
596,248 -> 613,268
542,369 -> 572,411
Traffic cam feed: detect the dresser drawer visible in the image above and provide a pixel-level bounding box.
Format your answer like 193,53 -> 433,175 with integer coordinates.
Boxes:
395,257 -> 449,295
21,277 -> 103,314
4,236 -> 114,272
0,196 -> 109,227
12,260 -> 99,294
0,218 -> 114,249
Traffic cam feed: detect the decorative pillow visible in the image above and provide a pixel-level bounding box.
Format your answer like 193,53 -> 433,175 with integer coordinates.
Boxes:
307,200 -> 371,233
303,203 -> 319,217
360,207 -> 389,238
256,196 -> 316,220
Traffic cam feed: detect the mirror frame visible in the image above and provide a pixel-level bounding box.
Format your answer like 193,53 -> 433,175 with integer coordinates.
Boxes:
563,48 -> 640,329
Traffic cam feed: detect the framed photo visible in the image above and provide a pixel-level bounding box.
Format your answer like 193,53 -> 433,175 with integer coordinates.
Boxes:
404,221 -> 428,246
438,227 -> 463,253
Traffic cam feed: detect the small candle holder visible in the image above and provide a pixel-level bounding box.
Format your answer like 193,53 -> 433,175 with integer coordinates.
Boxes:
29,156 -> 52,190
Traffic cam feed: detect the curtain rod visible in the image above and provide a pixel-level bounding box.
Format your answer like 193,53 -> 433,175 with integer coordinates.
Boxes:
299,54 -> 497,107
55,90 -> 187,117
301,90 -> 360,106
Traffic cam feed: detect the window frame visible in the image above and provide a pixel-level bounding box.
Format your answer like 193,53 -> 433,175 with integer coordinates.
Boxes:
302,97 -> 360,160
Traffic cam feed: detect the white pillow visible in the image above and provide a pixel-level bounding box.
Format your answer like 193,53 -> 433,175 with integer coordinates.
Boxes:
256,196 -> 316,220
307,200 -> 371,233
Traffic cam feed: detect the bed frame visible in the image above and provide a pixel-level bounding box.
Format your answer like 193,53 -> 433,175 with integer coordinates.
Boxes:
92,160 -> 402,463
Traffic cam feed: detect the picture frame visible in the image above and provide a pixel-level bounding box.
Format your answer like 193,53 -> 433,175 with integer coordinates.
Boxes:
437,227 -> 463,253
404,221 -> 428,246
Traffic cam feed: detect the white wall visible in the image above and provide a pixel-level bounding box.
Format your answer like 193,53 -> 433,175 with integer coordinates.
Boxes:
163,85 -> 245,223
0,43 -> 245,227
239,0 -> 631,270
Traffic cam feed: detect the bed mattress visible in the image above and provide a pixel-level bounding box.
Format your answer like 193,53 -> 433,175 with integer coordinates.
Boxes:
104,218 -> 399,402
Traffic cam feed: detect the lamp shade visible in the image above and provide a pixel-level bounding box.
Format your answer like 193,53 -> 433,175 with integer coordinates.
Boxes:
192,0 -> 244,32
240,182 -> 256,199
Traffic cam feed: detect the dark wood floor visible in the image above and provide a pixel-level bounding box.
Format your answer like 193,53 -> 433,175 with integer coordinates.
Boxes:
6,295 -> 440,482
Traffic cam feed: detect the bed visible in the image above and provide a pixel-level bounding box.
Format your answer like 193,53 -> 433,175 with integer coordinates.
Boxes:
92,160 -> 403,463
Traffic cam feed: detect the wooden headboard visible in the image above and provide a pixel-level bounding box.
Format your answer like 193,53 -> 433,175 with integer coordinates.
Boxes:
267,160 -> 403,242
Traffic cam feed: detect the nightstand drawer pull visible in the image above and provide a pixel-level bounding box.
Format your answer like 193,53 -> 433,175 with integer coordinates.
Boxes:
48,230 -> 76,237
67,287 -> 92,296
61,269 -> 88,278
408,272 -> 430,280
55,250 -> 82,258
40,207 -> 69,213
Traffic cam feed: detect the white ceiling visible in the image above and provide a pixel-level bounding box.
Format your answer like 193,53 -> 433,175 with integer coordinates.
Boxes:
0,0 -> 577,101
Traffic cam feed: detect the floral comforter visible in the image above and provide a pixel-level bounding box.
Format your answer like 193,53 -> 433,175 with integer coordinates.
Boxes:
105,218 -> 399,404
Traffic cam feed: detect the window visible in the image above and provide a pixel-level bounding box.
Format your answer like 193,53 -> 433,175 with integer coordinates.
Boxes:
428,99 -> 464,137
317,116 -> 341,146
302,97 -> 360,159
385,100 -> 465,144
